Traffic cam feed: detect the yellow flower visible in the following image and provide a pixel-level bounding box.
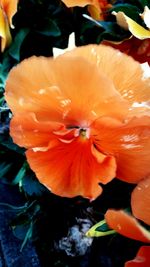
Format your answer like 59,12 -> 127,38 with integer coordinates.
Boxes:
114,6 -> 150,39
0,0 -> 18,52
103,6 -> 150,64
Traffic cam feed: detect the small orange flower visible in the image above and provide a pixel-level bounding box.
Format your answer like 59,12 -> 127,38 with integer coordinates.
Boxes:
105,176 -> 150,242
5,44 -> 150,200
0,0 -> 18,51
105,176 -> 150,266
61,0 -> 111,20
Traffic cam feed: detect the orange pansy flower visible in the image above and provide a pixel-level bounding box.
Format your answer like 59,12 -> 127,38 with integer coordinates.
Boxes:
61,0 -> 111,19
125,246 -> 150,267
5,44 -> 150,200
0,0 -> 18,51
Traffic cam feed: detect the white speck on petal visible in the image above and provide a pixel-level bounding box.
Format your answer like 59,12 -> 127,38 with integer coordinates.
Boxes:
117,224 -> 121,230
132,101 -> 150,108
49,85 -> 61,94
117,51 -> 122,56
19,97 -> 25,106
137,186 -> 142,191
38,89 -> 46,95
121,144 -> 142,149
91,110 -> 97,117
121,134 -> 139,142
60,99 -> 71,107
122,89 -> 133,99
32,146 -> 48,152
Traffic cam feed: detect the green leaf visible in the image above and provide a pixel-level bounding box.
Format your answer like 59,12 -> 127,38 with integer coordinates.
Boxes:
9,28 -> 30,61
86,219 -> 116,238
12,222 -> 32,240
12,221 -> 34,251
11,202 -> 40,250
0,54 -> 13,88
20,173 -> 47,197
37,19 -> 61,37
12,162 -> 27,185
0,202 -> 29,211
83,15 -> 130,42
20,222 -> 33,251
110,4 -> 141,21
138,0 -> 150,8
0,135 -> 25,154
0,162 -> 13,177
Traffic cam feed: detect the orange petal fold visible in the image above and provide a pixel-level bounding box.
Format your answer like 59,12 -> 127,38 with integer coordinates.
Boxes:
26,140 -> 116,200
105,210 -> 150,243
131,176 -> 150,225
92,116 -> 150,183
67,45 -> 150,107
10,112 -> 64,148
5,54 -> 128,123
125,246 -> 150,267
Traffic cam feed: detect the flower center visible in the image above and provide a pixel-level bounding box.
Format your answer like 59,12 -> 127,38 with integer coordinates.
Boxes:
78,127 -> 90,141
79,128 -> 87,138
66,125 -> 90,140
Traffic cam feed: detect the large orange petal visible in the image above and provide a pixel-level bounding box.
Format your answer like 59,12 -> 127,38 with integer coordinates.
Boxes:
5,55 -> 128,126
131,176 -> 150,225
26,139 -> 116,200
92,116 -> 150,183
125,246 -> 150,267
105,210 -> 150,243
67,45 -> 150,110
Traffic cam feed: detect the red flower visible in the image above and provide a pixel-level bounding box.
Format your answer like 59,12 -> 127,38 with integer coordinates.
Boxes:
125,246 -> 150,267
5,45 -> 150,200
103,37 -> 150,65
